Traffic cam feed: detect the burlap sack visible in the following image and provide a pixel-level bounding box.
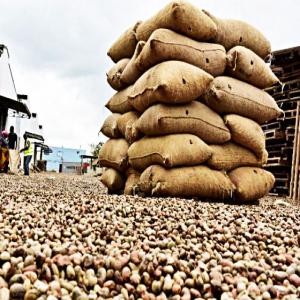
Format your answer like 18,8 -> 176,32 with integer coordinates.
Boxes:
8,150 -> 20,174
224,114 -> 266,158
108,22 -> 141,63
128,134 -> 212,170
136,102 -> 231,144
139,165 -> 235,199
207,142 -> 266,171
120,41 -> 146,86
100,113 -> 122,138
229,167 -> 275,202
98,139 -> 129,172
101,168 -> 125,193
136,1 -> 217,42
105,85 -> 133,114
204,76 -> 283,124
117,111 -> 141,144
124,168 -> 140,195
203,11 -> 271,59
106,58 -> 130,91
129,61 -> 213,112
226,46 -> 279,88
121,29 -> 226,85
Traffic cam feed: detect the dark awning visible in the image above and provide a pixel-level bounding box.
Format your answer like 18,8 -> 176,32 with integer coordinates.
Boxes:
80,155 -> 97,159
0,95 -> 31,117
25,131 -> 44,141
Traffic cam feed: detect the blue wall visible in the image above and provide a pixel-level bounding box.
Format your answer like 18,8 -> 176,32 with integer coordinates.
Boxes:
44,146 -> 86,172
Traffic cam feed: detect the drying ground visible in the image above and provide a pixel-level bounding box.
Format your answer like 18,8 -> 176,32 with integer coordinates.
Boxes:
0,173 -> 299,299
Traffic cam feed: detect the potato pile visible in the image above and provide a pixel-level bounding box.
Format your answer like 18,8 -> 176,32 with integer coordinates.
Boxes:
100,0 -> 283,202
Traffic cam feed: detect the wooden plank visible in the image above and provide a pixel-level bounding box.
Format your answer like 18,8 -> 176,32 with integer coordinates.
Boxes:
292,102 -> 300,203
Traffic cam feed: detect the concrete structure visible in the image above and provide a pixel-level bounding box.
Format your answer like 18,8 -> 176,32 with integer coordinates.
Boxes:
44,146 -> 86,173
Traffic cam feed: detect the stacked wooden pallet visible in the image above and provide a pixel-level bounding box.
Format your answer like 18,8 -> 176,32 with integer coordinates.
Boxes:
264,46 -> 300,202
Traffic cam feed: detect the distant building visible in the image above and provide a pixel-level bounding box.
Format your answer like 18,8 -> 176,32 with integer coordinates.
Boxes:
44,146 -> 86,173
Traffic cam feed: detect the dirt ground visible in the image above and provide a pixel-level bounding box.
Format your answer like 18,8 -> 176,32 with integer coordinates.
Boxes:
0,173 -> 299,299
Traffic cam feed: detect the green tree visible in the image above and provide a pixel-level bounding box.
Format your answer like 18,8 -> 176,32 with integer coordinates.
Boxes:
90,141 -> 104,157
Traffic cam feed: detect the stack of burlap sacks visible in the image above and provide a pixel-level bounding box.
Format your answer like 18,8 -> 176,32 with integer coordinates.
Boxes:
99,0 -> 283,202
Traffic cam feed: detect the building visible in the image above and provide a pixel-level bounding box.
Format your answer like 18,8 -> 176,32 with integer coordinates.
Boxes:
44,146 -> 86,173
0,45 -> 31,132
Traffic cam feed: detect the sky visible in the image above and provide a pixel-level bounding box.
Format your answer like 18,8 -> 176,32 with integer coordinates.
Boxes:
0,0 -> 299,153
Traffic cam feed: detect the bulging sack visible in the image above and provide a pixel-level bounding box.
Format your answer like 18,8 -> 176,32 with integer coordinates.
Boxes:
105,85 -> 133,114
124,168 -> 140,195
226,46 -> 279,88
108,22 -> 141,63
204,76 -> 283,124
107,58 -> 130,91
101,168 -> 125,193
98,139 -> 129,172
203,11 -> 271,59
136,1 -> 217,42
121,28 -> 226,85
117,111 -> 141,144
224,114 -> 266,158
128,134 -> 212,170
136,102 -> 231,144
229,167 -> 275,202
100,113 -> 122,138
129,61 -> 213,112
207,142 -> 266,171
139,165 -> 235,199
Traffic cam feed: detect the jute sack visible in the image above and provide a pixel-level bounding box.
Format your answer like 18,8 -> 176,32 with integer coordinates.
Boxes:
98,139 -> 129,172
136,102 -> 231,144
117,111 -> 141,144
105,85 -> 133,114
129,61 -> 213,112
101,168 -> 125,193
121,29 -> 226,85
203,10 -> 271,59
108,21 -> 141,63
204,76 -> 283,124
8,150 -> 20,174
100,113 -> 122,138
207,142 -> 266,171
120,41 -> 146,86
136,1 -> 217,42
224,114 -> 266,158
128,134 -> 212,170
124,168 -> 140,195
139,165 -> 235,199
107,58 -> 130,91
229,167 -> 275,202
226,46 -> 279,88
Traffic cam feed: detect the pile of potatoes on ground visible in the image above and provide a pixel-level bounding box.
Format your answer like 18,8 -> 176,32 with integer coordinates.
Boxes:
100,0 -> 283,202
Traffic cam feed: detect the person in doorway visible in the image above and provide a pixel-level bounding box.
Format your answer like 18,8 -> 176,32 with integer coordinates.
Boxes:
8,126 -> 17,150
20,134 -> 33,176
0,130 -> 9,174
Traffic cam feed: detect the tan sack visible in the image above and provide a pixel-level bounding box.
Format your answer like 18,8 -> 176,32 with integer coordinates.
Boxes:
204,76 -> 283,124
129,61 -> 213,112
107,58 -> 130,91
229,167 -> 275,202
124,168 -> 140,195
101,168 -> 125,193
121,28 -> 226,85
207,142 -> 266,171
224,114 -> 266,158
128,134 -> 212,170
226,46 -> 279,88
105,85 -> 133,114
203,11 -> 271,59
139,165 -> 235,199
136,102 -> 231,144
117,111 -> 141,144
98,139 -> 129,172
9,150 -> 20,174
108,22 -> 141,63
100,113 -> 122,138
136,1 -> 217,42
